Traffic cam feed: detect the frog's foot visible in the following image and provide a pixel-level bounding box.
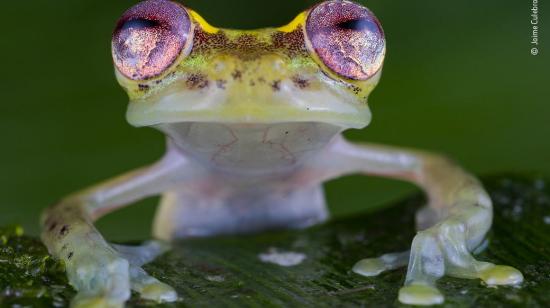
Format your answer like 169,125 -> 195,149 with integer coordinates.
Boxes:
68,241 -> 177,308
66,244 -> 130,308
397,223 -> 523,305
353,218 -> 523,306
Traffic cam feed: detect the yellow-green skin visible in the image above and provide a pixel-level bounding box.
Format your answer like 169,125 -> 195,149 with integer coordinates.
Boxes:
116,10 -> 381,129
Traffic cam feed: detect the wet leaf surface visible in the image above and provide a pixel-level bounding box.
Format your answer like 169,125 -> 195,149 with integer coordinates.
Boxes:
1,175 -> 549,307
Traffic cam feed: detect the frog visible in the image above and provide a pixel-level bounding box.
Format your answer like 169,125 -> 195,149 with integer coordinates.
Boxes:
40,0 -> 524,307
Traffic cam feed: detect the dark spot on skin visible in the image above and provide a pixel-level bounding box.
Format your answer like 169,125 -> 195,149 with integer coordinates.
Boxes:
232,70 -> 242,80
44,215 -> 56,227
192,25 -> 308,60
192,29 -> 230,53
60,225 -> 69,236
271,30 -> 309,57
285,131 -> 289,135
186,73 -> 209,89
292,76 -> 310,89
67,252 -> 74,260
48,222 -> 57,232
216,79 -> 227,89
349,85 -> 361,95
271,80 -> 281,91
138,84 -> 150,91
234,34 -> 264,53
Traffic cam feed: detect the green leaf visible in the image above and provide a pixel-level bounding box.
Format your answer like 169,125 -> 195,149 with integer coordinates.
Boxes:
1,175 -> 549,307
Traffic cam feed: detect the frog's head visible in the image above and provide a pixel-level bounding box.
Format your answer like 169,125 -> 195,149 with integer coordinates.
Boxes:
112,0 -> 385,130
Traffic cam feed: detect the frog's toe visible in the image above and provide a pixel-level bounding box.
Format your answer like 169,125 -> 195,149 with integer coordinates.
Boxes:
112,240 -> 170,267
353,258 -> 386,277
130,265 -> 178,302
139,281 -> 178,302
352,250 -> 409,277
479,265 -> 524,286
398,283 -> 444,306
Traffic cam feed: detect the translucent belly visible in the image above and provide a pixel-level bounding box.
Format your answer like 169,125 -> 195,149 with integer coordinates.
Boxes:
153,184 -> 328,240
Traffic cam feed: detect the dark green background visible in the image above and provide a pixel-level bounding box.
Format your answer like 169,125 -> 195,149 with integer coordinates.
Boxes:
0,0 -> 548,240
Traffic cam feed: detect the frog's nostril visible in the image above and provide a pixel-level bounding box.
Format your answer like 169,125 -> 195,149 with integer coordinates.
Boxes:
112,0 -> 192,81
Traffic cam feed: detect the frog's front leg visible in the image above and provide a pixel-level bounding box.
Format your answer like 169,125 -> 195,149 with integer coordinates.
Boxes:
41,144 -> 190,307
314,137 -> 523,305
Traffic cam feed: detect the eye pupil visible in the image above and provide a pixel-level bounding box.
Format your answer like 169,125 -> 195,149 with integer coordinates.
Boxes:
120,18 -> 161,32
336,18 -> 371,31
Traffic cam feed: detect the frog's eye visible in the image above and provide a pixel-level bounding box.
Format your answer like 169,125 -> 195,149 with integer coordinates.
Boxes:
305,0 -> 385,81
112,0 -> 192,81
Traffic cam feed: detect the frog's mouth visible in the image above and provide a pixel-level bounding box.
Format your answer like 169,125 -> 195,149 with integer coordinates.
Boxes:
126,78 -> 372,129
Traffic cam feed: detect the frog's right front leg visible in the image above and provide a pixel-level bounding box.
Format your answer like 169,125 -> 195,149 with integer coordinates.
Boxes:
41,144 -> 192,307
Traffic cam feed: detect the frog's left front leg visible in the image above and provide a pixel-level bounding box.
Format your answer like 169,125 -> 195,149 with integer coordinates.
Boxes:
41,144 -> 192,307
312,137 -> 523,305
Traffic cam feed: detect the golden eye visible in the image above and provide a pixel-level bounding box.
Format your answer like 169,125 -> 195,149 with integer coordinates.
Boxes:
112,0 -> 192,81
305,0 -> 385,80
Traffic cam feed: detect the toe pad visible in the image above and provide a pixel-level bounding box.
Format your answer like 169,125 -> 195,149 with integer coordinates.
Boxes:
398,284 -> 444,306
352,258 -> 386,277
140,282 -> 178,302
479,265 -> 524,286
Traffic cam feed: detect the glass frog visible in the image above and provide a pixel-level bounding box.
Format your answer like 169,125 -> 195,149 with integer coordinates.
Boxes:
41,0 -> 523,306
